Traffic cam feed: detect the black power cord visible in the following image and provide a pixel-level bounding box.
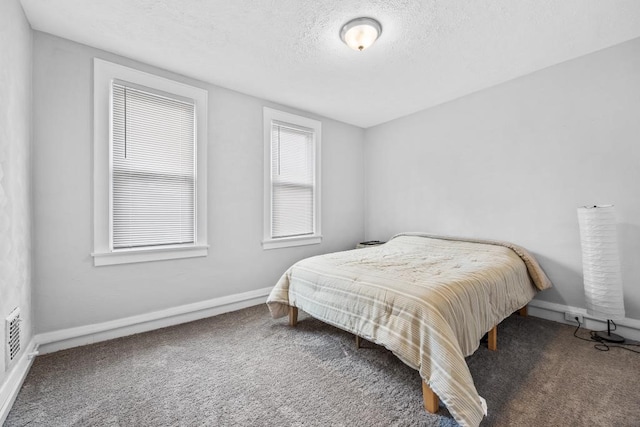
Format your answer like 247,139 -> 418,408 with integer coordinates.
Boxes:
572,317 -> 640,354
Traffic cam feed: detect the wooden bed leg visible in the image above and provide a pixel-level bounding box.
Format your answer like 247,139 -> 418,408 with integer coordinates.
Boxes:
422,381 -> 439,413
288,306 -> 298,327
518,305 -> 528,317
488,325 -> 497,351
355,335 -> 362,349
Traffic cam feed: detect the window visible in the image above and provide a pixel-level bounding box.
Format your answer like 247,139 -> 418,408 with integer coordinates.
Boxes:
93,59 -> 208,266
263,107 -> 321,249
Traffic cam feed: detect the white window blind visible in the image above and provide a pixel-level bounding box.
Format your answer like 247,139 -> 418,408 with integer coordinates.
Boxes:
270,121 -> 315,238
111,82 -> 196,249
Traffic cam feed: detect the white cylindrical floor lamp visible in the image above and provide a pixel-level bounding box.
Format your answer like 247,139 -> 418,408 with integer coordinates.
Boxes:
577,205 -> 625,343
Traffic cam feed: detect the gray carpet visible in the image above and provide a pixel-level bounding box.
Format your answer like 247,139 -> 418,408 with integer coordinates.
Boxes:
5,305 -> 640,426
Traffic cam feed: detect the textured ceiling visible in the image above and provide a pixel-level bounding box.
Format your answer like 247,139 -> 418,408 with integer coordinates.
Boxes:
20,0 -> 640,128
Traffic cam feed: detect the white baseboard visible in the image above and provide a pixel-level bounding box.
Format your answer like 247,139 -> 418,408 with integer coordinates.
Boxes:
0,338 -> 38,425
528,299 -> 640,342
35,286 -> 273,354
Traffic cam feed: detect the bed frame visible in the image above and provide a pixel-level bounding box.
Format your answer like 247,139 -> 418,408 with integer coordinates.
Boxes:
287,304 -> 528,414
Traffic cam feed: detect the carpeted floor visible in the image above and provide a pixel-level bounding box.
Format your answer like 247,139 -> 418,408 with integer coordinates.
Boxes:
5,304 -> 640,426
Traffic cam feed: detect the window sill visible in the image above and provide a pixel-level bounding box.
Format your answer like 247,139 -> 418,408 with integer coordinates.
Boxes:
92,244 -> 209,266
262,235 -> 322,250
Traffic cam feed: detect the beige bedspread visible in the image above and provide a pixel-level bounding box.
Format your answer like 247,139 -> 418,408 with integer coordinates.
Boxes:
267,233 -> 551,427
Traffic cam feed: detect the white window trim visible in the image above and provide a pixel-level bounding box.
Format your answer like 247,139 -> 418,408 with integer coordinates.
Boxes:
92,58 -> 208,266
262,107 -> 321,250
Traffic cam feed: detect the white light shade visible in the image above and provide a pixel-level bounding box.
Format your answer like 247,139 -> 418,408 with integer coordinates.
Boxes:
577,205 -> 625,320
340,17 -> 382,51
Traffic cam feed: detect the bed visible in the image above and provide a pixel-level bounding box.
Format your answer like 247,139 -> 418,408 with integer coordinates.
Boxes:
266,233 -> 551,427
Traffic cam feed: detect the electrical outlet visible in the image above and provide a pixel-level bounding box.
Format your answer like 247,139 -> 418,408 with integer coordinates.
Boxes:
564,312 -> 583,324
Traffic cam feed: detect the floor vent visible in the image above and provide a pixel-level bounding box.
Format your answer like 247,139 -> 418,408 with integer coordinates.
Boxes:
6,307 -> 21,370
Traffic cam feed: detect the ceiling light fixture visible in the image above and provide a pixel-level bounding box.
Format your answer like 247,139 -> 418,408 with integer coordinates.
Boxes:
340,17 -> 382,51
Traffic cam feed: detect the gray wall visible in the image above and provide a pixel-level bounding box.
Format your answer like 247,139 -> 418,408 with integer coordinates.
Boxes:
364,37 -> 640,320
0,0 -> 33,381
23,24 -> 640,335
32,33 -> 365,333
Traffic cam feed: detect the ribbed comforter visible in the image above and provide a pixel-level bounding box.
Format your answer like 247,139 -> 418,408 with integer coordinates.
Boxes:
267,233 -> 551,427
